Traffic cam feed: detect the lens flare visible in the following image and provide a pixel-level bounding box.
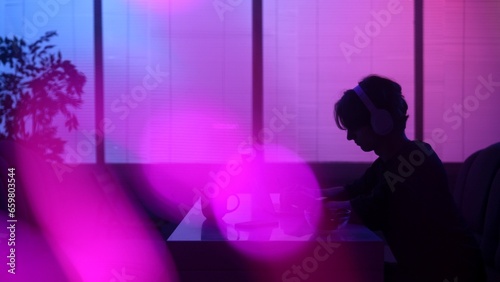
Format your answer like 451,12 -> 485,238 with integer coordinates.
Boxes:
207,144 -> 323,262
10,143 -> 178,281
139,99 -> 244,222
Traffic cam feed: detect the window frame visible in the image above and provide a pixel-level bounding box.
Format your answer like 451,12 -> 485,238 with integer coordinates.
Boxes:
93,0 -> 424,164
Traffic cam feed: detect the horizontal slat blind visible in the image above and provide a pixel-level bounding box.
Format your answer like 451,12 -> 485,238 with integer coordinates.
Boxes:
0,0 -> 95,164
264,0 -> 415,162
103,0 -> 252,163
424,0 -> 500,161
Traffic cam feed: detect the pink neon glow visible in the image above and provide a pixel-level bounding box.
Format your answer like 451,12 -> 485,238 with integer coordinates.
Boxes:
138,99 -> 247,221
11,145 -> 178,281
210,144 -> 323,261
0,212 -> 70,281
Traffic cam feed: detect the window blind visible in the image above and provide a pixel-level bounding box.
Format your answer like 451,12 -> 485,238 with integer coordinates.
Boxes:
103,0 -> 252,163
264,0 -> 415,162
0,0 -> 95,164
423,0 -> 500,161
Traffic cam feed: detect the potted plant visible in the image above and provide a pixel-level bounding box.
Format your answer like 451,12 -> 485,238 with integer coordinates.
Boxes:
0,31 -> 86,162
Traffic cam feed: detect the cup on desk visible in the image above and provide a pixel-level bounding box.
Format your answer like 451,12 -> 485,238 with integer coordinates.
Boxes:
201,191 -> 240,220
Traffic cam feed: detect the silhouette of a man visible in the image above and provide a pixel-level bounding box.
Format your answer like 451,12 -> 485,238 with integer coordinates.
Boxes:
326,75 -> 486,282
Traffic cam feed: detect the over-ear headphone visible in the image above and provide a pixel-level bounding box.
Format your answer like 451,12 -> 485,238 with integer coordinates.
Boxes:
353,85 -> 394,135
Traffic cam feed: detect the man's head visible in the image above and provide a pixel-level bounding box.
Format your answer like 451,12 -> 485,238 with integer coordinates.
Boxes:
334,75 -> 409,152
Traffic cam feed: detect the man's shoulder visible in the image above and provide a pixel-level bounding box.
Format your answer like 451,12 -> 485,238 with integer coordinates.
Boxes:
399,140 -> 443,165
406,140 -> 436,155
410,140 -> 444,166
382,140 -> 441,170
383,140 -> 447,192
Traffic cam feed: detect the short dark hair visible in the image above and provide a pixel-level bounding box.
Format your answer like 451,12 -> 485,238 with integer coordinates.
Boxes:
334,75 -> 409,133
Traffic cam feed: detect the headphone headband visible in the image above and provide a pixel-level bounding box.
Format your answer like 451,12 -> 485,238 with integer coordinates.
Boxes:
353,85 -> 376,112
352,84 -> 394,135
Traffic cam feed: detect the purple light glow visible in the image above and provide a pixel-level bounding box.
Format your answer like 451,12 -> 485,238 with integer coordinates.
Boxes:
137,100 -> 246,221
0,212 -> 70,281
12,147 -> 178,281
208,145 -> 324,262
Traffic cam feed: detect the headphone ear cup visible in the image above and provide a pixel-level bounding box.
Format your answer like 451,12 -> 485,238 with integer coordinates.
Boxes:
371,108 -> 394,135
